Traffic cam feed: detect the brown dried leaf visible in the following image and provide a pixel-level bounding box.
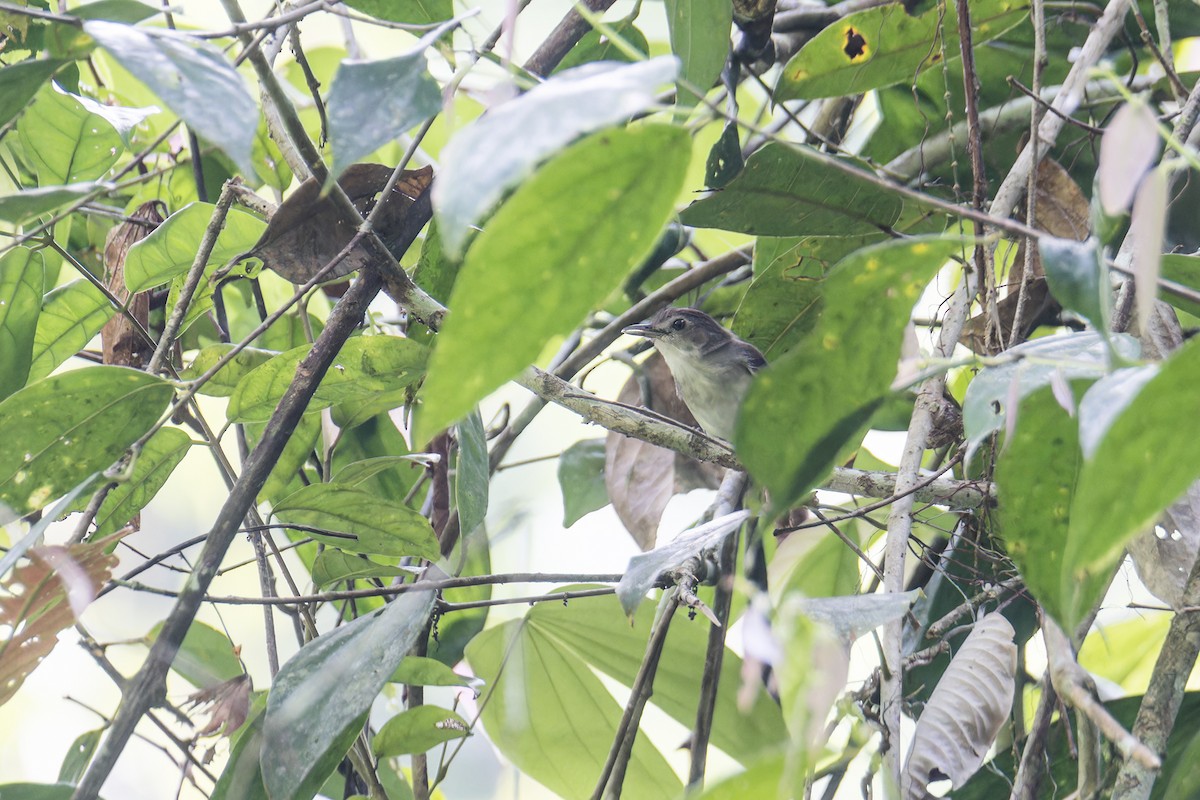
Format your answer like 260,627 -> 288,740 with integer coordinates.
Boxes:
186,673 -> 252,737
250,164 -> 434,284
102,200 -> 164,369
962,159 -> 1086,354
903,613 -> 1016,799
604,353 -> 723,550
0,534 -> 123,705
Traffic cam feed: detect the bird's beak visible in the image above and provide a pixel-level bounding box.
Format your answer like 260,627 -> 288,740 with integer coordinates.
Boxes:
622,323 -> 663,339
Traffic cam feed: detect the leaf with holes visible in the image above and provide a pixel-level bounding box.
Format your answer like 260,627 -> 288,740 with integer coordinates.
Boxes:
776,0 -> 1027,100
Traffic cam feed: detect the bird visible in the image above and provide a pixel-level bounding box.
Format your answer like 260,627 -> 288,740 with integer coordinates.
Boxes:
623,307 -> 766,442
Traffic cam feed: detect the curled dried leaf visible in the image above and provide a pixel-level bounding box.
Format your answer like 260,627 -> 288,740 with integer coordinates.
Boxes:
604,353 -> 723,549
903,613 -> 1016,799
186,673 -> 252,737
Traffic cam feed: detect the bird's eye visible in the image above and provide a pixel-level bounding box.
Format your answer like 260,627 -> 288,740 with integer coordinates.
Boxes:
671,318 -> 687,331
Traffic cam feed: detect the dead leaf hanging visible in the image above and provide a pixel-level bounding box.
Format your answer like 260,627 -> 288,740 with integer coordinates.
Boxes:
248,163 -> 434,284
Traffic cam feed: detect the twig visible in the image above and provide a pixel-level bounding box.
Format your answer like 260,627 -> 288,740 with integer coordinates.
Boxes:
688,470 -> 748,790
592,588 -> 680,800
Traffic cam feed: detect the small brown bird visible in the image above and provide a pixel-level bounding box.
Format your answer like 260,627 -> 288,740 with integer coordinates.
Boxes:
623,307 -> 766,442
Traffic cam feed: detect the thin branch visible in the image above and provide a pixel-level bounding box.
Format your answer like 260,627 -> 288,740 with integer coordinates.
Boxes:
688,470 -> 748,790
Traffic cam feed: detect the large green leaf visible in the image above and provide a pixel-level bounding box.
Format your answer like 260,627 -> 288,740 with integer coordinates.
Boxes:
433,58 -> 678,255
0,247 -> 45,400
466,615 -> 683,800
326,34 -> 442,178
1065,338 -> 1200,626
738,237 -> 962,512
28,279 -> 115,382
775,0 -> 1028,100
246,412 -> 321,506
478,590 -> 787,769
993,385 -> 1085,631
680,143 -> 903,236
0,366 -> 172,522
311,549 -> 413,587
145,619 -> 243,689
664,0 -> 731,108
417,124 -> 691,440
272,484 -> 440,559
124,202 -> 265,293
261,583 -> 435,800
83,21 -> 258,175
227,335 -> 427,422
17,86 -> 122,185
0,59 -> 64,128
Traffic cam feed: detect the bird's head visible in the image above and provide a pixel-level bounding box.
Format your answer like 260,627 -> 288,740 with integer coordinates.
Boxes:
621,307 -> 734,360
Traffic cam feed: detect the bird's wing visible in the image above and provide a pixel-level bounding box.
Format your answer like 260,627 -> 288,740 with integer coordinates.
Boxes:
736,342 -> 767,374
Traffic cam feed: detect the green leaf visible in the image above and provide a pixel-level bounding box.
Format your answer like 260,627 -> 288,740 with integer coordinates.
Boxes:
776,0 -> 1028,100
555,21 -> 650,72
89,426 -> 191,537
73,0 -> 161,23
0,59 -> 64,128
0,247 -> 45,400
0,366 -> 172,522
664,0 -> 731,108
994,386 -> 1083,630
272,484 -> 440,559
731,236 -> 849,360
961,332 -> 1140,459
262,584 -> 435,800
433,58 -> 679,256
248,412 -> 320,505
1161,254 -> 1200,319
372,705 -> 470,757
454,410 -> 488,538
83,20 -> 259,175
228,335 -> 427,422
27,278 -> 115,382
18,85 -> 123,184
0,183 -> 101,223
473,589 -> 787,769
124,202 -> 264,292
418,124 -> 691,440
695,754 -> 786,799
389,656 -> 474,688
680,143 -> 903,236
0,784 -> 93,800
57,729 -> 103,784
311,549 -> 414,587
466,615 -> 683,800
331,455 -> 433,489
342,0 -> 451,24
739,237 -> 962,512
146,619 -> 242,689
558,438 -> 609,527
180,345 -> 277,397
327,35 -> 442,178
1065,338 -> 1200,627
1039,235 -> 1108,330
